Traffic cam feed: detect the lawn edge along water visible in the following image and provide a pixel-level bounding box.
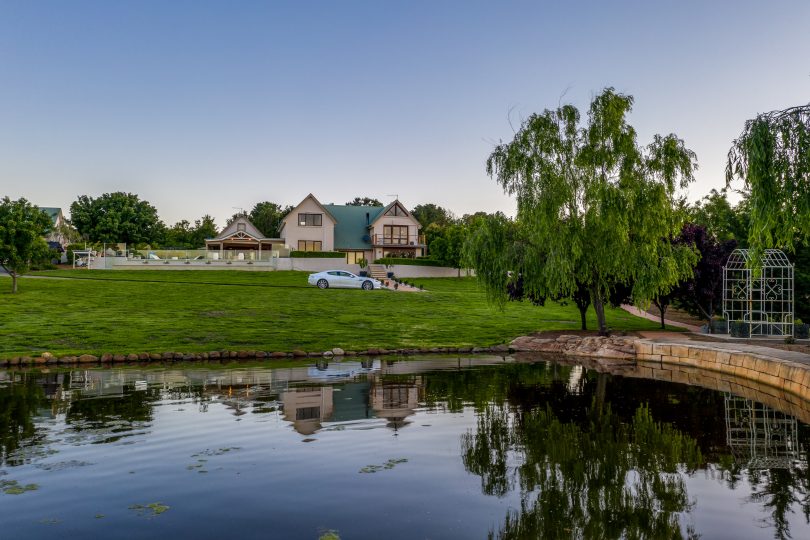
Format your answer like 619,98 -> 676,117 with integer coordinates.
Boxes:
0,270 -> 671,360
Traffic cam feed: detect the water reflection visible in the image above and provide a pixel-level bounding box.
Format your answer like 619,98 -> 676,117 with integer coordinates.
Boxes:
1,357 -> 810,539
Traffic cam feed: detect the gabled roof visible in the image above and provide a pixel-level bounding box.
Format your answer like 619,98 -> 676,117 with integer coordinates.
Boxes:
39,207 -> 63,225
322,204 -> 385,250
370,199 -> 420,227
209,216 -> 267,241
279,193 -> 337,235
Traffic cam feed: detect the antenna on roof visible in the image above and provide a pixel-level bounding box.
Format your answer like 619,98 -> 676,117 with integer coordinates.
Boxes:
232,206 -> 245,216
386,194 -> 399,200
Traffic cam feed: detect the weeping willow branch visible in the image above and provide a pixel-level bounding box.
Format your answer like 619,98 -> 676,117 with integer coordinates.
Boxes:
726,104 -> 810,262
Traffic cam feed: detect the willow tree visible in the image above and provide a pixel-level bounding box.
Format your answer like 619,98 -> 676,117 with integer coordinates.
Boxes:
484,88 -> 697,334
726,104 -> 810,260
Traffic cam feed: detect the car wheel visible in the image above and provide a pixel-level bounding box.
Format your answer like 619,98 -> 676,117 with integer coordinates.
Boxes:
317,279 -> 329,289
361,280 -> 373,290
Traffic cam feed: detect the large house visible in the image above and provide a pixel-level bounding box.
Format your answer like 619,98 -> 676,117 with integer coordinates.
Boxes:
279,194 -> 425,263
40,207 -> 68,247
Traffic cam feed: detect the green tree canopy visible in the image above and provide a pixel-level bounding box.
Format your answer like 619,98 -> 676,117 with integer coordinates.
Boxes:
412,203 -> 454,228
481,88 -> 698,334
0,197 -> 52,293
70,192 -> 163,245
248,202 -> 292,237
160,215 -> 218,248
688,188 -> 750,245
727,104 -> 810,258
345,196 -> 383,207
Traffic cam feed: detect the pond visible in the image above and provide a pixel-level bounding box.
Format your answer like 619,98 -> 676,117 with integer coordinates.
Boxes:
1,355 -> 810,539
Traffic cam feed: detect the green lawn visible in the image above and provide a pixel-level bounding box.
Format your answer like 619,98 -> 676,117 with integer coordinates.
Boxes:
0,270 -> 665,357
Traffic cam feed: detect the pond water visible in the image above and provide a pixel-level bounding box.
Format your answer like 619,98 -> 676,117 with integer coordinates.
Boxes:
1,356 -> 810,539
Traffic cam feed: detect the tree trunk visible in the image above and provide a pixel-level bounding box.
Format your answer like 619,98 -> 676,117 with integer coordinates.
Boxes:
591,288 -> 608,336
595,372 -> 608,412
574,284 -> 591,331
11,273 -> 17,293
579,305 -> 588,331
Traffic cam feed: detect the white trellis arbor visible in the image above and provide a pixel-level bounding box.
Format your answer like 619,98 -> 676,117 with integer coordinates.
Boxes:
723,249 -> 794,337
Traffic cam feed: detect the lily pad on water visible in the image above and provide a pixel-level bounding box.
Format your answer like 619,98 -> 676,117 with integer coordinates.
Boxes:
318,529 -> 341,540
129,502 -> 170,516
1,479 -> 39,495
191,447 -> 241,457
359,458 -> 408,474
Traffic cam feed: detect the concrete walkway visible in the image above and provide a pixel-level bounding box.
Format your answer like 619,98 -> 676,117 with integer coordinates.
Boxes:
621,304 -> 702,332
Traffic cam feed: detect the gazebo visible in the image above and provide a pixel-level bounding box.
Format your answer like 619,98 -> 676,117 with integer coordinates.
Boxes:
723,249 -> 794,337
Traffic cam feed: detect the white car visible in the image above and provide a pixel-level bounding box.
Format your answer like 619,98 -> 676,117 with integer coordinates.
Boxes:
308,270 -> 382,290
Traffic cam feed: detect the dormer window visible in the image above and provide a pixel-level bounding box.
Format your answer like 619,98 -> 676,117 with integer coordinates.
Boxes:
298,213 -> 323,227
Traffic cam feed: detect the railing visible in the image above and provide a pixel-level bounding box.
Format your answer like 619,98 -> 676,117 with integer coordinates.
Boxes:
371,234 -> 425,246
127,248 -> 291,263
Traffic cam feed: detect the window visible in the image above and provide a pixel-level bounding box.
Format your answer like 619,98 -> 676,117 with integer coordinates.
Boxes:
345,251 -> 366,264
237,223 -> 246,232
296,406 -> 321,420
298,213 -> 322,227
383,225 -> 409,245
384,204 -> 407,217
297,240 -> 322,252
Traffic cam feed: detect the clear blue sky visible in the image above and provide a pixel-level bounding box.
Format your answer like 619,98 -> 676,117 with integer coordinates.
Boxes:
1,0 -> 808,227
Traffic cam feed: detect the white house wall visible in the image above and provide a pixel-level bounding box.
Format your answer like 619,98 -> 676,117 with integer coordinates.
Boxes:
370,214 -> 423,259
281,196 -> 336,252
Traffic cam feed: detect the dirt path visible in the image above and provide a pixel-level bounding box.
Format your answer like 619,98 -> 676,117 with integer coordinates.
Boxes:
620,304 -> 702,332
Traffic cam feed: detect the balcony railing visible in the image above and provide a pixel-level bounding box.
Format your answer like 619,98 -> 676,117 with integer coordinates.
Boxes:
372,234 -> 425,246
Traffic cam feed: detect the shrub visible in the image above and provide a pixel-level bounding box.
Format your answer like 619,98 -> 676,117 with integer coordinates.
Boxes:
374,257 -> 448,267
730,321 -> 750,338
290,251 -> 345,258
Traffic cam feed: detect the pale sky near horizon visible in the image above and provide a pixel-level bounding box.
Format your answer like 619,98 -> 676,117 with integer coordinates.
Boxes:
1,0 -> 809,227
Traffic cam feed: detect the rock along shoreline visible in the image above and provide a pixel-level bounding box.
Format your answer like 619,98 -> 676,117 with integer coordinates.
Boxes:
0,344 -> 512,367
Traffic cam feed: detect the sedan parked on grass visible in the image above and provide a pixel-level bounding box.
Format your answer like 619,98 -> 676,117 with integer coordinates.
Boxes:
308,270 -> 383,290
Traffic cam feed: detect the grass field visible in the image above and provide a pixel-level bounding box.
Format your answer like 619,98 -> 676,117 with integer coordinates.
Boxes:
0,270 -> 665,357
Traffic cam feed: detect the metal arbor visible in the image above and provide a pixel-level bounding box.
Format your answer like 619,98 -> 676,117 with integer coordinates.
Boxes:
723,249 -> 794,337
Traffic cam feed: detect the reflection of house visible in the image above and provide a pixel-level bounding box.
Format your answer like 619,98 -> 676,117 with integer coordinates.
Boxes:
279,194 -> 425,264
281,386 -> 334,435
370,378 -> 422,430
204,216 -> 284,260
724,394 -> 803,469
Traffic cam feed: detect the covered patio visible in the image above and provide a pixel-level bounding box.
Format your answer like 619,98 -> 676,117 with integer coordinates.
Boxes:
204,216 -> 285,261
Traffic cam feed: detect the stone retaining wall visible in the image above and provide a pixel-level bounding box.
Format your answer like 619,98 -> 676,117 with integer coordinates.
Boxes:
635,340 -> 810,401
520,351 -> 810,425
511,334 -> 810,401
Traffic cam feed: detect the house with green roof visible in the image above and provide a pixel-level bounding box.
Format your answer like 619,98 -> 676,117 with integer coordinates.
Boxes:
279,194 -> 425,264
39,206 -> 68,247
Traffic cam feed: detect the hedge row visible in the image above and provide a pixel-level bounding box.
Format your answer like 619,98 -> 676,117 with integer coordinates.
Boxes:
374,257 -> 450,267
289,251 -> 346,258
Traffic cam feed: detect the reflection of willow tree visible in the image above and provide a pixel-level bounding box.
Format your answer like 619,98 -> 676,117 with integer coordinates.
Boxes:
66,385 -> 157,440
715,424 -> 810,540
462,402 -> 703,539
421,363 -> 565,413
747,467 -> 810,540
0,378 -> 47,466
